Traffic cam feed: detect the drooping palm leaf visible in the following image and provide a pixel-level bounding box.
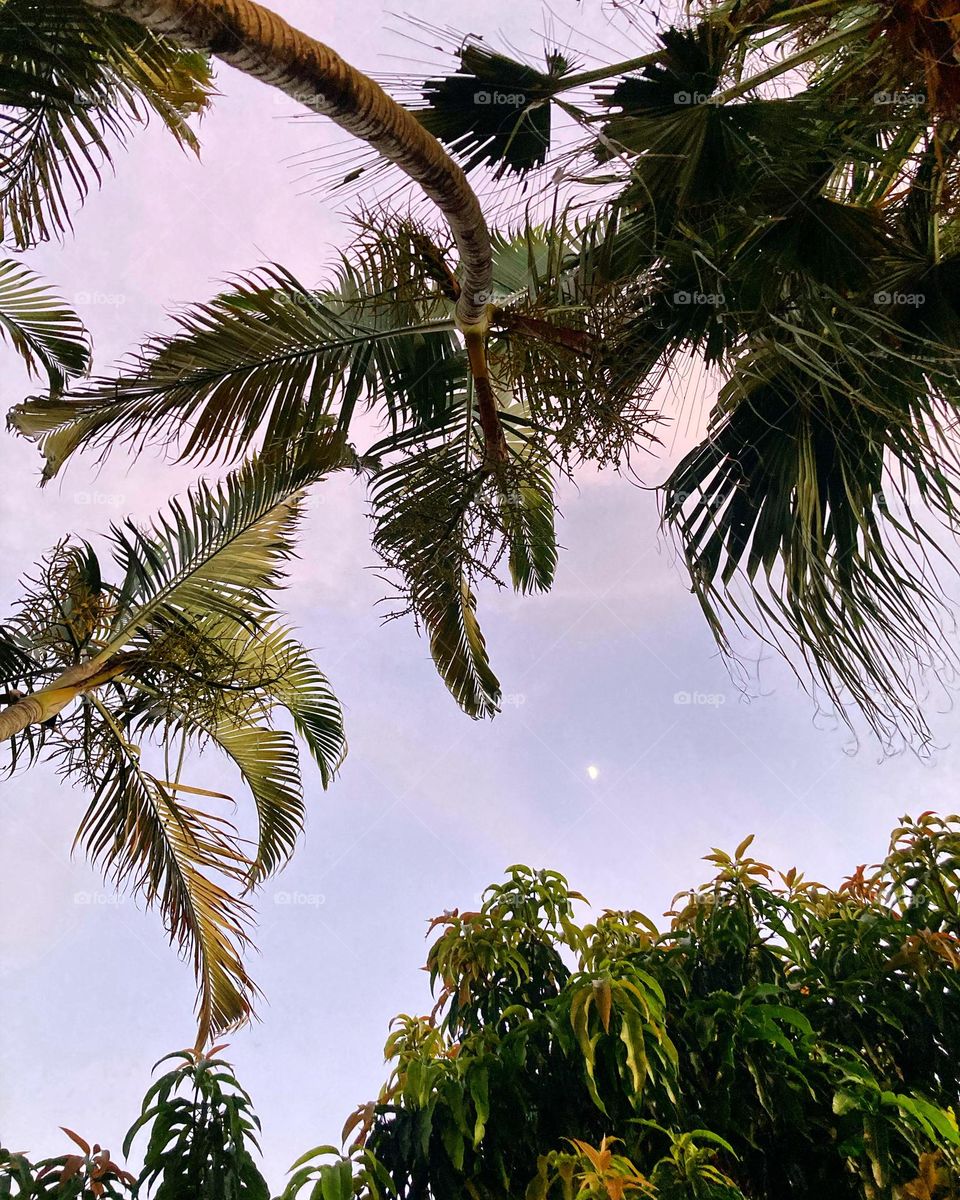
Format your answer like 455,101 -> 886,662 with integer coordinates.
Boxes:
74,697 -> 257,1045
118,612 -> 345,885
151,617 -> 345,884
249,625 -> 346,785
663,312 -> 960,748
498,410 -> 558,595
367,404 -> 502,719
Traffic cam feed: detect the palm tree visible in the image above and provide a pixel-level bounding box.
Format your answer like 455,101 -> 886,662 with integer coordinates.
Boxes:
348,1 -> 960,751
58,0 -> 960,751
0,435 -> 347,1043
12,229 -> 646,717
17,0 -> 960,755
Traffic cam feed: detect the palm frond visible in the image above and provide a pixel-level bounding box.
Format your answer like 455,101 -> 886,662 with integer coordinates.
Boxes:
368,408 -> 502,719
412,39 -> 570,179
74,696 -> 256,1044
663,311 -> 960,749
8,263 -> 462,478
248,625 -> 345,786
204,720 -> 304,888
0,0 -> 212,247
0,257 -> 88,392
115,611 -> 345,884
101,434 -> 353,653
497,409 -> 557,595
0,622 -> 34,683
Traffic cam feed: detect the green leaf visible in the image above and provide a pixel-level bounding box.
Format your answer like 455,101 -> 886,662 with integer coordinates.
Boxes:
0,257 -> 88,392
0,0 -> 211,247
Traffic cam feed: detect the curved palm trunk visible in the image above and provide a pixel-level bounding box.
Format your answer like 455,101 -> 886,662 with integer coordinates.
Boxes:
83,0 -> 507,459
0,659 -> 127,740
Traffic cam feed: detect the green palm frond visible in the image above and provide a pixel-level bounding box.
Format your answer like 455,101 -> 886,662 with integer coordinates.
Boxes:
249,625 -> 345,785
74,696 -> 256,1044
150,618 -> 345,884
202,719 -> 304,887
0,0 -> 212,247
101,433 -> 353,652
368,405 -> 502,719
365,394 -> 557,713
0,257 -> 88,392
9,263 -> 463,477
497,406 -> 557,595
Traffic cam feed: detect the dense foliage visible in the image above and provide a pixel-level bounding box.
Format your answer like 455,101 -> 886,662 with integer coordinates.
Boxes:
3,812 -> 959,1199
338,809 -> 960,1200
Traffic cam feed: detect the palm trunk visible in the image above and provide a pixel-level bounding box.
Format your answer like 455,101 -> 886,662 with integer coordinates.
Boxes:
465,331 -> 509,468
0,659 -> 128,740
0,693 -> 47,740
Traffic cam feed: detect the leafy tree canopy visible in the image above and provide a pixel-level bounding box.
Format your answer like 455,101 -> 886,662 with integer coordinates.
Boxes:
4,811 -> 960,1199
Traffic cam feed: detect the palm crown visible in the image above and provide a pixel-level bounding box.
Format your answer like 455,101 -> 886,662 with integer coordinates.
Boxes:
0,438 -> 347,1041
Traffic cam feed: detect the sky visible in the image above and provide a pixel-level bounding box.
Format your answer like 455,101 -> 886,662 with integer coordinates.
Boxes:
2,0 -> 960,1190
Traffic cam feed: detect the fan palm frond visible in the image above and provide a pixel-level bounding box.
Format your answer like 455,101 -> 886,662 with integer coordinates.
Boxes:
663,306 -> 960,748
412,39 -> 571,180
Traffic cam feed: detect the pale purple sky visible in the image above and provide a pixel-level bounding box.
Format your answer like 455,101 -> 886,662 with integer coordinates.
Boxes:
2,1 -> 959,1190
